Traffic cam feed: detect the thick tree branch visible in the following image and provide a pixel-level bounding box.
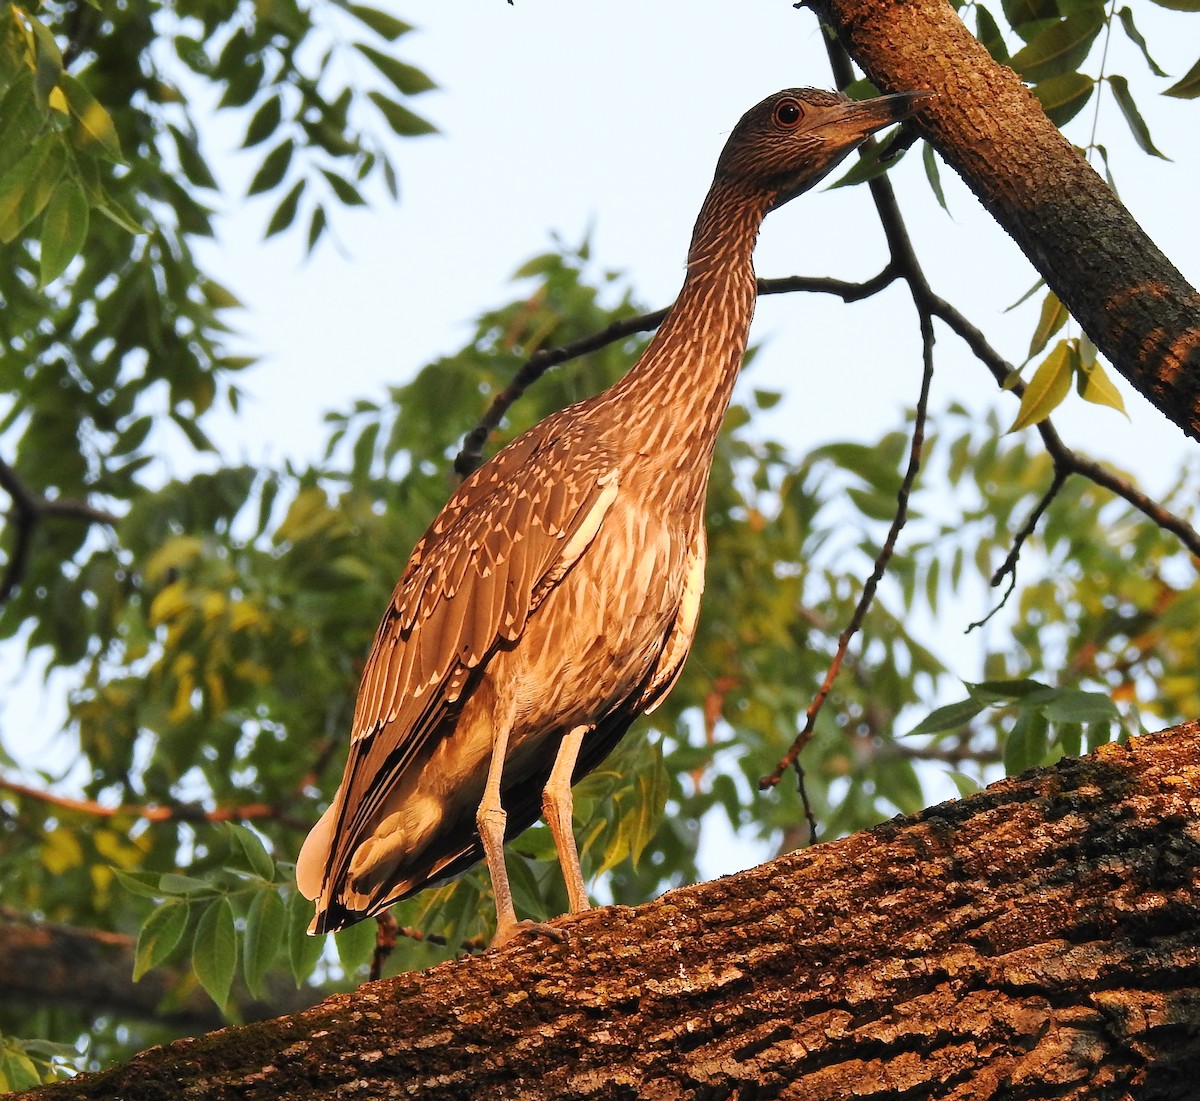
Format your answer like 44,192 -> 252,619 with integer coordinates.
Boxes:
819,0 -> 1200,442
20,722 -> 1200,1099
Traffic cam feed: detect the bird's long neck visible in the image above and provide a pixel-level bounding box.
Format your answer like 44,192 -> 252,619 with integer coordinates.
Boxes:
605,183 -> 768,491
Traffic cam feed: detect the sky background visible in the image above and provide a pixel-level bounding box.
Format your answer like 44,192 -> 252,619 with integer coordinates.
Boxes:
5,1 -> 1199,879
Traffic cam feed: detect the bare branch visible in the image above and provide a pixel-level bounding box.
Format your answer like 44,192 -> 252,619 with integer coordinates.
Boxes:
451,270 -> 900,477
0,776 -> 304,829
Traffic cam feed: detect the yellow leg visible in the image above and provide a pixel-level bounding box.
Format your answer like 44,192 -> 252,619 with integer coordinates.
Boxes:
542,726 -> 590,914
477,724 -> 518,946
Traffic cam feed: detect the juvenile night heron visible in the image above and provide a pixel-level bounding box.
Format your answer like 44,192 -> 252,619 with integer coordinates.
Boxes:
298,87 -> 928,945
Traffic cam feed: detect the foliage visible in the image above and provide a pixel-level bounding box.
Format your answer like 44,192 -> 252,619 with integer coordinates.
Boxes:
0,0 -> 1198,1081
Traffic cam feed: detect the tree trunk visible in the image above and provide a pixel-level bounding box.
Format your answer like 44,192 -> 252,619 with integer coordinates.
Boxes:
15,722 -> 1200,1100
820,0 -> 1200,443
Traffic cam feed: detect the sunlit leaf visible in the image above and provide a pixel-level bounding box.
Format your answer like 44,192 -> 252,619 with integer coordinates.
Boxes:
1026,290 -> 1068,361
58,74 -> 123,160
1075,354 -> 1128,417
1009,339 -> 1074,431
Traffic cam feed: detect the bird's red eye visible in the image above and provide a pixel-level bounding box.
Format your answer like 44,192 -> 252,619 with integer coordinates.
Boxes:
773,99 -> 803,127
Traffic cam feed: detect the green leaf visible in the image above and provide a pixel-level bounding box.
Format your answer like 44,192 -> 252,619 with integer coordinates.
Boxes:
1026,290 -> 1068,361
349,5 -> 415,39
1009,339 -> 1074,432
1116,7 -> 1167,76
1032,71 -> 1095,126
1147,0 -> 1200,9
58,73 -> 123,160
113,868 -> 166,899
368,91 -> 437,137
39,177 -> 89,285
333,917 -> 376,976
243,94 -> 283,148
1037,688 -> 1120,724
243,888 -> 286,999
247,139 -> 295,196
975,5 -> 1009,62
922,142 -> 949,212
286,890 -> 325,984
0,70 -> 49,180
905,697 -> 986,737
965,678 -> 1052,702
355,44 -> 437,96
133,900 -> 189,979
228,822 -> 276,881
306,204 -> 327,253
1009,11 -> 1104,84
1004,710 -> 1051,774
320,168 -> 366,206
1003,0 -> 1061,41
169,124 -> 218,190
0,133 -> 66,244
1164,55 -> 1200,99
29,15 -> 65,100
266,178 -> 305,237
1108,75 -> 1170,159
193,898 -> 237,1009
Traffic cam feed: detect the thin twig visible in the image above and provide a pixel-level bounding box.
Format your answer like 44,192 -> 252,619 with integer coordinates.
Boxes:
965,467 -> 1069,632
0,457 -> 120,604
0,776 -> 302,828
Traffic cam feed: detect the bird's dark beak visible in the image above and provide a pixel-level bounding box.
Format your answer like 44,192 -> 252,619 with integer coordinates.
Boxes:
816,90 -> 934,148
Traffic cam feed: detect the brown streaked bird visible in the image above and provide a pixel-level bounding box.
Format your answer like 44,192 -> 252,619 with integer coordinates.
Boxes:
298,86 -> 929,945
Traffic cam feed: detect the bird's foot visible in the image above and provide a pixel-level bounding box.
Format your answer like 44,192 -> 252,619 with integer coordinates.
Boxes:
490,917 -> 572,949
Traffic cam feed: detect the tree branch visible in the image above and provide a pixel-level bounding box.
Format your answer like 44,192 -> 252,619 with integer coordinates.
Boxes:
22,722 -> 1200,1099
0,776 -> 301,829
0,457 -> 120,605
820,0 -> 1200,441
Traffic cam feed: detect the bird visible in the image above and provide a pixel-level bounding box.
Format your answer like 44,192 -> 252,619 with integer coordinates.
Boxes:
298,86 -> 929,946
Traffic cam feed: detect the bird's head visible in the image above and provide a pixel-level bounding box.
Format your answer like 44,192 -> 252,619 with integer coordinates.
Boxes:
715,87 -> 932,211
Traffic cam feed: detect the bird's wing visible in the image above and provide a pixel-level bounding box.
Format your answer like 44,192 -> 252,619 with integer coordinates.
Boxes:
298,428 -> 620,901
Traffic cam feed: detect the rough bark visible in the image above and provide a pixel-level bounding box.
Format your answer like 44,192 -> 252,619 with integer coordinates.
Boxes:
0,909 -> 318,1031
820,0 -> 1200,443
15,722 -> 1200,1100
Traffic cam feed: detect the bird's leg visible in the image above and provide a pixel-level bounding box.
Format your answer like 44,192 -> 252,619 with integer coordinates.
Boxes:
477,724 -> 519,946
542,725 -> 590,914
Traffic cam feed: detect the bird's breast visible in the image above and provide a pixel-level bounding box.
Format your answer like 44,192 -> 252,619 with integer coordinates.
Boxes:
492,497 -> 694,734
